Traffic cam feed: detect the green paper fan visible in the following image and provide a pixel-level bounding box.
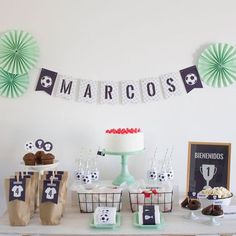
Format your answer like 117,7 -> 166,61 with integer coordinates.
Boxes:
0,30 -> 39,75
198,43 -> 236,87
0,69 -> 29,98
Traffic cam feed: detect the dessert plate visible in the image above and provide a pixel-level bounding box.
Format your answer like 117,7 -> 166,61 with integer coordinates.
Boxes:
21,160 -> 59,172
90,213 -> 121,229
182,207 -> 199,220
133,212 -> 164,229
205,214 -> 224,226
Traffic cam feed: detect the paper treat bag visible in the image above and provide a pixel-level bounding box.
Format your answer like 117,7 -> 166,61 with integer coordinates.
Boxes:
39,178 -> 64,225
5,176 -> 31,226
15,171 -> 38,217
43,171 -> 68,215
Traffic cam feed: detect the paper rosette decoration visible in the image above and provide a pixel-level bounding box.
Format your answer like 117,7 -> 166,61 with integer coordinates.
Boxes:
0,69 -> 29,98
0,30 -> 39,75
198,43 -> 236,87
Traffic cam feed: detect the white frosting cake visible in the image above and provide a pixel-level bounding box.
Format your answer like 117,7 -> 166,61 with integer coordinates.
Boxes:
104,128 -> 144,153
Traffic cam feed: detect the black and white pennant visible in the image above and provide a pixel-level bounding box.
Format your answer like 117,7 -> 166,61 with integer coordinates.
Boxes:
36,68 -> 58,95
179,65 -> 203,93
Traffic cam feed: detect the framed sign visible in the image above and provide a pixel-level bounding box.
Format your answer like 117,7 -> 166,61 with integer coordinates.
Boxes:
187,142 -> 231,194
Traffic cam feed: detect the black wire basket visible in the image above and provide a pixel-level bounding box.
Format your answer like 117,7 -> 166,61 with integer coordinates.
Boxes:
129,189 -> 173,213
77,192 -> 123,213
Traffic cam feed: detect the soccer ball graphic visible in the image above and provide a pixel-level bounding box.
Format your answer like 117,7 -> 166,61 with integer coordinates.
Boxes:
99,214 -> 109,223
185,73 -> 198,86
82,175 -> 92,184
40,76 -> 53,88
158,173 -> 168,182
147,170 -> 158,180
75,171 -> 84,181
25,141 -> 34,152
91,171 -> 99,181
167,170 -> 174,180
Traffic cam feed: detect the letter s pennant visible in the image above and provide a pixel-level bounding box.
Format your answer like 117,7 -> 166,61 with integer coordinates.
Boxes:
159,72 -> 186,99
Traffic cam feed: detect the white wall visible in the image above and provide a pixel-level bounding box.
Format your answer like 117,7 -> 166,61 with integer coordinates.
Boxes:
1,0 -> 236,214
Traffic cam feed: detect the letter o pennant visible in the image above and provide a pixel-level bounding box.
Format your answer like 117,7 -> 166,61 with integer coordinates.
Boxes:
141,78 -> 162,103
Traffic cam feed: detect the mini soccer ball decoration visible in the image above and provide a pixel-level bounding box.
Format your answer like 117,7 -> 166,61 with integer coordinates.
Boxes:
0,68 -> 29,98
198,43 -> 236,87
25,141 -> 35,152
40,75 -> 53,88
0,30 -> 39,75
185,73 -> 198,86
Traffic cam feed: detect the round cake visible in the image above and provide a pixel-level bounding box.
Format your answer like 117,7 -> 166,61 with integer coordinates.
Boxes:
104,128 -> 144,153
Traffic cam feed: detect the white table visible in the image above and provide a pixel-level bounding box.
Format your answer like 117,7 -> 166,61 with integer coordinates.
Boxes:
0,206 -> 236,236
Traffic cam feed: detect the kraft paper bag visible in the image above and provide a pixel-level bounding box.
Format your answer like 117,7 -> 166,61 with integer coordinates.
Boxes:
15,172 -> 38,217
43,171 -> 68,215
5,177 -> 31,226
39,179 -> 64,225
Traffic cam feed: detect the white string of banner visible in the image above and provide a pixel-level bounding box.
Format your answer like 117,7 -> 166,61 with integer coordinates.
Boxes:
35,65 -> 203,105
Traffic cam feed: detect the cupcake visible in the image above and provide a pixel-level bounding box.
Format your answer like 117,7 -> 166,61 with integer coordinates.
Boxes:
41,153 -> 55,165
23,153 -> 36,165
35,151 -> 45,165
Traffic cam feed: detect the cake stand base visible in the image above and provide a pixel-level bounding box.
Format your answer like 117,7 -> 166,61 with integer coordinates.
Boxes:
112,173 -> 135,186
105,150 -> 143,186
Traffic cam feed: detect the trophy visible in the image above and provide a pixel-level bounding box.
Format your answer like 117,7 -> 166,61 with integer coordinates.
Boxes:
200,164 -> 217,189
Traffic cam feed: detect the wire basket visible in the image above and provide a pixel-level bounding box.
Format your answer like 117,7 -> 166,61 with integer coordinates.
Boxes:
77,192 -> 123,213
129,189 -> 173,213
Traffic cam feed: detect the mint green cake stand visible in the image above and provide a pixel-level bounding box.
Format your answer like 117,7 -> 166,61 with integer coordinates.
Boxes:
105,149 -> 144,186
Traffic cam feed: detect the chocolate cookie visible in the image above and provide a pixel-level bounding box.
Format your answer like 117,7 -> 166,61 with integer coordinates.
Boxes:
181,197 -> 189,208
188,199 -> 201,210
202,205 -> 213,215
212,205 -> 223,216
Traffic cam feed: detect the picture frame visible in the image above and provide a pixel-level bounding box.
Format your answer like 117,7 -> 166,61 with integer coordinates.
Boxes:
186,142 -> 231,194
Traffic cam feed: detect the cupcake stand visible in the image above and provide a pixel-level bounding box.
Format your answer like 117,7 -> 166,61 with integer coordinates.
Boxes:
21,160 -> 59,175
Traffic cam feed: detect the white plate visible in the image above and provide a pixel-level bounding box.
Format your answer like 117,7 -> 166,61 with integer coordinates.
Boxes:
21,160 -> 59,172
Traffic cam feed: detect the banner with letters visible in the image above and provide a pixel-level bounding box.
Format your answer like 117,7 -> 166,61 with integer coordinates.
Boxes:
35,65 -> 203,105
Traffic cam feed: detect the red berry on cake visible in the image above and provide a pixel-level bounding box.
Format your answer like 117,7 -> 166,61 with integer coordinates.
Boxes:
121,128 -> 126,134
137,128 -> 141,132
130,128 -> 135,133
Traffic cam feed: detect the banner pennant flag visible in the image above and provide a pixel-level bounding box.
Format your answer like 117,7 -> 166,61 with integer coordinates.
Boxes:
179,65 -> 203,93
36,68 -> 57,95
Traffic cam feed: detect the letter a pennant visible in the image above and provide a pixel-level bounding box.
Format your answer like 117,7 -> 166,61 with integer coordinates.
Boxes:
78,79 -> 98,103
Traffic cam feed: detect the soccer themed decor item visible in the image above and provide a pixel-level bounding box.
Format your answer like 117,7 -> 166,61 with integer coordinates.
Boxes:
147,147 -> 174,183
198,43 -> 236,87
0,30 -> 234,101
0,30 -> 39,75
0,69 -> 29,98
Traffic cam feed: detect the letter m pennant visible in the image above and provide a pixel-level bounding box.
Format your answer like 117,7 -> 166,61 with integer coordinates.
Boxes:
55,75 -> 77,100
